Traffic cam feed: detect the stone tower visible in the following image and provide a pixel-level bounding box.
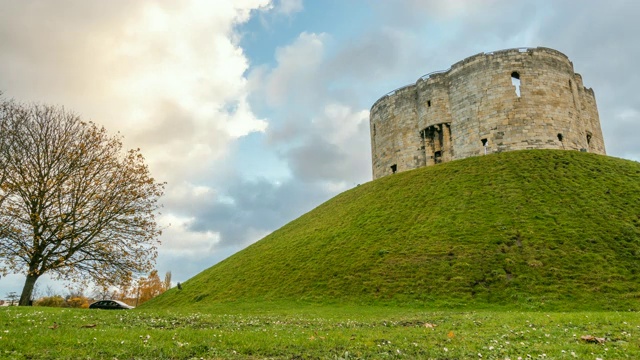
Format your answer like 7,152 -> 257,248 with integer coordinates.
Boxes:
370,47 -> 605,179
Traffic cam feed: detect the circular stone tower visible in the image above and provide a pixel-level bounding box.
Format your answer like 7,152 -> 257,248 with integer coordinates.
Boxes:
370,47 -> 606,179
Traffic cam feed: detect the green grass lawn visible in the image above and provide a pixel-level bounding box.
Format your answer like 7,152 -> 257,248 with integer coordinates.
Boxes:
1,304 -> 638,359
148,150 -> 640,311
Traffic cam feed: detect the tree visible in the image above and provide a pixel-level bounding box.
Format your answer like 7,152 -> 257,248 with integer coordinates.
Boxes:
0,100 -> 165,305
163,271 -> 172,291
6,292 -> 18,306
136,270 -> 164,305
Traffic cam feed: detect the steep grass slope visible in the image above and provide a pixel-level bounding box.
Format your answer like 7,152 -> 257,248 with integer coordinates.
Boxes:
148,150 -> 640,310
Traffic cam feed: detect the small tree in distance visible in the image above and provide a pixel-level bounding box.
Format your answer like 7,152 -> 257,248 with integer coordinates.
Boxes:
0,100 -> 165,306
6,292 -> 18,306
164,271 -> 172,291
136,270 -> 165,305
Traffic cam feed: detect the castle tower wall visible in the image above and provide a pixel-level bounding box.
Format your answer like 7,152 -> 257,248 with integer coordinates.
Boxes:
370,47 -> 605,180
370,85 -> 421,178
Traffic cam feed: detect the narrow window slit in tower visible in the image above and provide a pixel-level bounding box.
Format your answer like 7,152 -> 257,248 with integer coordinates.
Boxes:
427,100 -> 431,107
373,124 -> 376,136
511,72 -> 521,97
557,133 -> 563,141
481,138 -> 488,155
390,164 -> 397,174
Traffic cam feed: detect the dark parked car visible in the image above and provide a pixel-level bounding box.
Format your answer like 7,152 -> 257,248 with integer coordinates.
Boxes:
89,300 -> 134,310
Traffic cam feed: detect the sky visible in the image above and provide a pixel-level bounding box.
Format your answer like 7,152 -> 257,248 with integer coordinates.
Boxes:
0,0 -> 639,297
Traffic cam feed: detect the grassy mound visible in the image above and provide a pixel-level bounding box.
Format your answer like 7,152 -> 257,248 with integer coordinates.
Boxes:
147,150 -> 640,310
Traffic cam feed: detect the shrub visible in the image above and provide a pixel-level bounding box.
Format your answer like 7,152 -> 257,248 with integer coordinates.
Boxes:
35,296 -> 65,307
66,296 -> 89,308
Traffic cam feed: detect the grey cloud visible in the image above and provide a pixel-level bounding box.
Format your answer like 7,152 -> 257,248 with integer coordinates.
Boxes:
286,136 -> 351,182
606,113 -> 640,159
325,29 -> 406,81
286,121 -> 371,183
188,177 -> 329,248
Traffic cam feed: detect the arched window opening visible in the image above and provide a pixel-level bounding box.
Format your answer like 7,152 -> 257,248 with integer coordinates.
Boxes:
511,72 -> 521,97
557,133 -> 563,141
434,151 -> 442,164
390,164 -> 397,174
585,131 -> 593,152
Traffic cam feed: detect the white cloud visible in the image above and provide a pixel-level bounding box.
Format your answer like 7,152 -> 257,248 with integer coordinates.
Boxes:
263,32 -> 328,107
313,103 -> 369,145
277,0 -> 303,15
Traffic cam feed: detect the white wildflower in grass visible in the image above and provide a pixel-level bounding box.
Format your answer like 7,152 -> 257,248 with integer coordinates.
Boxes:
443,347 -> 448,352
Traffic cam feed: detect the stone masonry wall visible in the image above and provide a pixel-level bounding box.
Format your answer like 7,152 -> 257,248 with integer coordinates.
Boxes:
370,47 -> 606,179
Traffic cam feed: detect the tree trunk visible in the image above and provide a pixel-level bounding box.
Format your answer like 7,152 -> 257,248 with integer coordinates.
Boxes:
19,274 -> 39,306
